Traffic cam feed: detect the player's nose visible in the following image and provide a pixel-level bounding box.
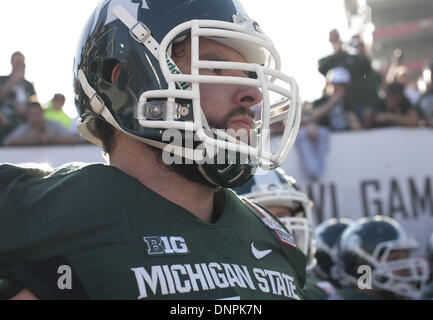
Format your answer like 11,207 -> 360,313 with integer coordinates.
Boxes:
233,86 -> 263,110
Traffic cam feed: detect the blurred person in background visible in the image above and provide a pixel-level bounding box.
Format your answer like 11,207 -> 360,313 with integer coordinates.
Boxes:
2,102 -> 82,146
363,82 -> 420,128
337,216 -> 429,300
417,60 -> 433,128
312,217 -> 353,290
421,233 -> 433,299
43,93 -> 73,130
311,67 -> 362,132
0,109 -> 11,145
385,49 -> 421,106
318,29 -> 356,75
0,52 -> 37,110
295,102 -> 330,181
386,49 -> 404,86
392,66 -> 421,107
318,30 -> 374,117
348,34 -> 382,120
0,52 -> 38,144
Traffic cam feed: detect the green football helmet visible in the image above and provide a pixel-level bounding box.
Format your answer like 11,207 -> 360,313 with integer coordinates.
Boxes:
427,233 -> 433,265
338,216 -> 430,299
426,233 -> 433,282
73,0 -> 302,188
312,218 -> 353,286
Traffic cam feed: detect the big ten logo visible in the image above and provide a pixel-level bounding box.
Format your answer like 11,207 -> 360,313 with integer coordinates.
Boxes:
143,236 -> 189,256
357,265 -> 372,290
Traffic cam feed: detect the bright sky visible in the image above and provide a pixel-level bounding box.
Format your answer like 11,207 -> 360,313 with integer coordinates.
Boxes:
0,0 -> 350,118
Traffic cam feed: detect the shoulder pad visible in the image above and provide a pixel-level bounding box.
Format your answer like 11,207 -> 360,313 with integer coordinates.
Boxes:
0,163 -> 53,191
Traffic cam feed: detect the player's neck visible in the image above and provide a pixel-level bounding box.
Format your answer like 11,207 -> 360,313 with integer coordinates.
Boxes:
109,135 -> 216,223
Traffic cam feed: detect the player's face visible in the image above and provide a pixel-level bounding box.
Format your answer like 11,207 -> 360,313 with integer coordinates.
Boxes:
52,96 -> 65,110
266,205 -> 294,218
27,107 -> 44,127
386,249 -> 411,277
11,53 -> 25,70
386,93 -> 403,110
173,37 -> 263,133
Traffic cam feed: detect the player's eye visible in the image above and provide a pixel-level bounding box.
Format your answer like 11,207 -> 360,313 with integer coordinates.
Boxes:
208,68 -> 222,75
246,71 -> 258,79
207,69 -> 257,79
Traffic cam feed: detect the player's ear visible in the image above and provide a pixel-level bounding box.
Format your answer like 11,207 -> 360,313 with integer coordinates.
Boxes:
111,62 -> 121,84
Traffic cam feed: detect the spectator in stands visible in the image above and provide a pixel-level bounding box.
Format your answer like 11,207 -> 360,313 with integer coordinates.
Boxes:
0,52 -> 37,144
385,49 -> 404,85
2,102 -> 82,146
43,93 -> 73,130
417,60 -> 433,128
0,109 -> 10,145
311,67 -> 362,132
293,67 -> 361,181
392,66 -> 421,107
295,102 -> 330,181
363,82 -> 420,129
318,30 -> 373,116
348,34 -> 382,119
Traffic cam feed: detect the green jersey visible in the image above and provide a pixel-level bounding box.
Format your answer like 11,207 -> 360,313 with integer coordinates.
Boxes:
0,163 -> 308,300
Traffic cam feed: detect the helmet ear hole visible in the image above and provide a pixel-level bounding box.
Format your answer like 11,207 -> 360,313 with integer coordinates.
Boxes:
377,247 -> 387,261
111,63 -> 121,84
101,59 -> 120,84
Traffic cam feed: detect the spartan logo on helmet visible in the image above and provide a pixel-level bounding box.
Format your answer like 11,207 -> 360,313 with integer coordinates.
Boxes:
105,0 -> 150,25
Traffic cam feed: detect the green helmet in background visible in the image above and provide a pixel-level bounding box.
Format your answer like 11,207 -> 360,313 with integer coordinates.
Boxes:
338,216 -> 430,299
427,233 -> 433,266
312,217 -> 353,286
426,233 -> 433,283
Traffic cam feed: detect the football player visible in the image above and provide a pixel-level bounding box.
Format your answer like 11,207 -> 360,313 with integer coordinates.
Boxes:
337,216 -> 429,300
0,0 -> 305,300
312,218 -> 353,286
234,168 -> 316,270
235,168 -> 341,299
421,233 -> 433,299
309,217 -> 354,299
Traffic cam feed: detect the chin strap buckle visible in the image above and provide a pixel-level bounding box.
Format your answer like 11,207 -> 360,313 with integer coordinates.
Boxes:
78,69 -> 105,116
90,93 -> 105,115
130,22 -> 151,43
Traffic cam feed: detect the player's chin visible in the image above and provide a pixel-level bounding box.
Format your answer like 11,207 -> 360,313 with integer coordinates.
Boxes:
227,121 -> 252,134
225,124 -> 253,145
